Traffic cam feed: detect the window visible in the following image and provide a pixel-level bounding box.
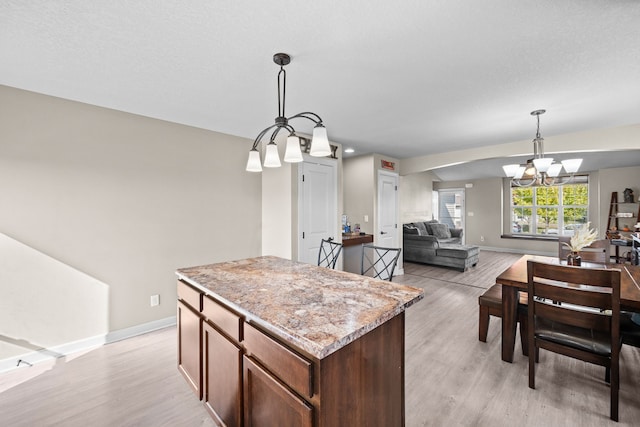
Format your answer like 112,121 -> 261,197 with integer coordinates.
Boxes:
510,177 -> 589,236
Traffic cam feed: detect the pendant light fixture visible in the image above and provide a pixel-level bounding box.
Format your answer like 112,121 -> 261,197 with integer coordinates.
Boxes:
245,53 -> 330,172
502,110 -> 582,187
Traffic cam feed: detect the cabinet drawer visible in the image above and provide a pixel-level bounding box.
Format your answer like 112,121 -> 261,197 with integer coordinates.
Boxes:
177,280 -> 202,312
244,323 -> 313,398
203,296 -> 242,342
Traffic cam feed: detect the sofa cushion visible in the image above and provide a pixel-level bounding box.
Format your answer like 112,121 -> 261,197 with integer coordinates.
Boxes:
403,224 -> 419,235
413,222 -> 429,236
430,223 -> 451,239
437,245 -> 480,259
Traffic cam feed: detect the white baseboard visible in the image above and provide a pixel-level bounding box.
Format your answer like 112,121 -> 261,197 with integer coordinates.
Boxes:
0,316 -> 176,374
105,316 -> 176,344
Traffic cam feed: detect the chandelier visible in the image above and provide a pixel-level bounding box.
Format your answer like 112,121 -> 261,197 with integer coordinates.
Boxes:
502,109 -> 582,187
245,53 -> 330,172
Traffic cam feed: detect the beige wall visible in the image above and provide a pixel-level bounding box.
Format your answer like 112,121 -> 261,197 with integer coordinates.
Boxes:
261,147 -> 293,258
0,86 -> 261,360
400,171 -> 436,223
343,155 -> 375,235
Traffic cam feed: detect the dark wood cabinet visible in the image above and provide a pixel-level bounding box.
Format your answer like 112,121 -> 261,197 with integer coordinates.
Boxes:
177,300 -> 202,399
177,272 -> 413,427
243,356 -> 313,427
203,320 -> 242,426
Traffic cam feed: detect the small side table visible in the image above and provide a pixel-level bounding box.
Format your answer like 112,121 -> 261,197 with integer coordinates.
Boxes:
342,233 -> 374,273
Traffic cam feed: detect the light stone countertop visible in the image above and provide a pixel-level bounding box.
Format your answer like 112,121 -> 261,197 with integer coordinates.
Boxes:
176,256 -> 424,359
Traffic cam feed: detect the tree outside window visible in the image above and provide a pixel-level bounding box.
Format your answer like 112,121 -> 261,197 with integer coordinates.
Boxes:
510,179 -> 588,236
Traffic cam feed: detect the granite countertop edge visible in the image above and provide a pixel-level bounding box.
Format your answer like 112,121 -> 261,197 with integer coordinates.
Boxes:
176,268 -> 424,360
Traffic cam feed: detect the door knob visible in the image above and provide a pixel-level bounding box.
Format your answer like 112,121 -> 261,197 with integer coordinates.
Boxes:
380,231 -> 387,235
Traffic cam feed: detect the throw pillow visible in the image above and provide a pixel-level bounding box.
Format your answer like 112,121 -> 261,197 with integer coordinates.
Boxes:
403,225 -> 419,235
430,223 -> 451,239
413,222 -> 428,236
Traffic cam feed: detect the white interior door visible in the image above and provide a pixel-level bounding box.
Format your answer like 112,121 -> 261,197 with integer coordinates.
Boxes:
298,160 -> 337,265
377,171 -> 399,248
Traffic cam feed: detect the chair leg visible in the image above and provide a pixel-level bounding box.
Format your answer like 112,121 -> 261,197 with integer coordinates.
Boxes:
519,314 -> 528,356
479,305 -> 489,342
529,343 -> 536,389
611,362 -> 619,421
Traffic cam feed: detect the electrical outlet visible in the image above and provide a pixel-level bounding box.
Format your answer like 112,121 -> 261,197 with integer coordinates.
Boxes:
150,294 -> 160,307
480,236 -> 485,242
364,215 -> 369,223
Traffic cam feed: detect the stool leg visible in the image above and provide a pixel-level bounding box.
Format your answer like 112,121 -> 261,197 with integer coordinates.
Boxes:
479,305 -> 489,342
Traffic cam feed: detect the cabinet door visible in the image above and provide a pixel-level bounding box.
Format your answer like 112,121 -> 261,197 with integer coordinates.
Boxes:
203,321 -> 242,427
243,356 -> 313,427
177,300 -> 202,399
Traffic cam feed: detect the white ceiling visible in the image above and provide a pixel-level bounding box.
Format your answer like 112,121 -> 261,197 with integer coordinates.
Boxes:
2,1 -> 640,179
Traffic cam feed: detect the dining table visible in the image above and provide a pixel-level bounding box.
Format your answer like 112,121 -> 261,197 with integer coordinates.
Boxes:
496,254 -> 640,362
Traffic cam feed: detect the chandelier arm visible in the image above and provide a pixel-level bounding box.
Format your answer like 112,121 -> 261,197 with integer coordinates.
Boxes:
251,124 -> 280,150
283,124 -> 296,135
269,126 -> 287,142
511,178 -> 537,188
288,112 -> 323,125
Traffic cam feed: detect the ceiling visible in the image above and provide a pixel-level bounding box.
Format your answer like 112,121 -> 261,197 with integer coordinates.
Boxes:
2,1 -> 640,179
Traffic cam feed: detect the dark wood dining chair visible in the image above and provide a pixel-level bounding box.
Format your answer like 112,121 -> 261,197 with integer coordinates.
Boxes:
317,238 -> 343,269
558,237 -> 610,263
527,260 -> 621,421
361,244 -> 401,281
478,284 -> 529,354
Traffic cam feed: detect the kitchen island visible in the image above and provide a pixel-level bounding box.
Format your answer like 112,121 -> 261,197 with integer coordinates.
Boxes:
176,256 -> 423,426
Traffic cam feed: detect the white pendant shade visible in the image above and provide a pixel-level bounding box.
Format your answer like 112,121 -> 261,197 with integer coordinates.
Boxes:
263,143 -> 281,168
310,125 -> 331,157
561,158 -> 583,174
246,149 -> 262,172
284,135 -> 303,163
533,157 -> 554,173
502,164 -> 520,177
546,163 -> 563,177
514,166 -> 526,180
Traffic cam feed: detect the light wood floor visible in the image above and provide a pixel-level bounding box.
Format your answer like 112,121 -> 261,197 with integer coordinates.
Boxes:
2,251 -> 639,426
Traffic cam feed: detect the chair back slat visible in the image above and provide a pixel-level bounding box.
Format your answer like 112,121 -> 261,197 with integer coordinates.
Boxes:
535,302 -> 612,331
534,281 -> 612,309
361,244 -> 401,281
318,238 -> 343,269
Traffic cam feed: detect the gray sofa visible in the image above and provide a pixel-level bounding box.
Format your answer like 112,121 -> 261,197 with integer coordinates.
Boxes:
404,220 -> 463,245
403,221 -> 479,271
